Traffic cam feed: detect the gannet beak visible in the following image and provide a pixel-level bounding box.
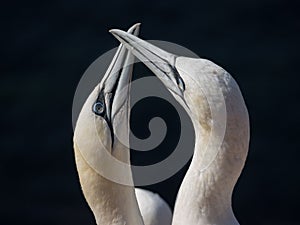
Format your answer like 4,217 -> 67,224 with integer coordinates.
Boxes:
109,29 -> 185,100
95,24 -> 140,145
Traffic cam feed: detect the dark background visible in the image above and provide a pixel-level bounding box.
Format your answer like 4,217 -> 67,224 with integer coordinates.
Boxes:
2,0 -> 299,224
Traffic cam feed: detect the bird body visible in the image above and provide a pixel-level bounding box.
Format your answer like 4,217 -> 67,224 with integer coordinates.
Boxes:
135,188 -> 172,225
110,30 -> 250,225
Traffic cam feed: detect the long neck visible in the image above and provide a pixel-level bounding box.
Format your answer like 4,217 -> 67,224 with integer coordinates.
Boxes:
74,144 -> 144,225
172,96 -> 249,225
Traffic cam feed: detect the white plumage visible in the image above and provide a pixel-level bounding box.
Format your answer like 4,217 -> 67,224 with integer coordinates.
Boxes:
74,24 -> 172,225
135,188 -> 172,225
74,23 -> 250,225
111,29 -> 250,225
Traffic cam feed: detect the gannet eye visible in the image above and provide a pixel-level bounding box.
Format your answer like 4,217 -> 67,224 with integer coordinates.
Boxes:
177,76 -> 185,92
93,102 -> 105,116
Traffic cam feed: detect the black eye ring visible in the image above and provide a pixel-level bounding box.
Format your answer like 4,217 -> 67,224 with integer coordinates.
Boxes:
93,102 -> 105,116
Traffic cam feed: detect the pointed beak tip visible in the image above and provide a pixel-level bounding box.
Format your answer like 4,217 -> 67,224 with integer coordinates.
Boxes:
109,29 -> 117,34
109,29 -> 124,38
109,29 -> 128,46
109,23 -> 141,33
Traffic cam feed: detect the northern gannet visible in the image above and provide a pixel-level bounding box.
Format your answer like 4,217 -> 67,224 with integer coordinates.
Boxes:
73,24 -> 172,225
110,29 -> 250,225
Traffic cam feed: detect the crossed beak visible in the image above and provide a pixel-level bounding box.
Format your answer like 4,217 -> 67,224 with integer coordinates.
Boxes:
109,29 -> 185,101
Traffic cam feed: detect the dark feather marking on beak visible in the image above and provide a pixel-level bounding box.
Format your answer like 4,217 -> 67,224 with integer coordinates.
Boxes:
115,34 -> 187,104
93,65 -> 124,148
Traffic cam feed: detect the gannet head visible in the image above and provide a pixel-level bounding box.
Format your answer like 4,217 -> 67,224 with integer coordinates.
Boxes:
74,25 -> 149,225
109,29 -> 249,137
110,29 -> 250,179
74,24 -> 140,172
110,28 -> 250,225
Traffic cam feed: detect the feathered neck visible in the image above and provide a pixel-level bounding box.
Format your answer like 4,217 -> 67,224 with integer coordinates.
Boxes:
74,144 -> 144,225
172,75 -> 249,225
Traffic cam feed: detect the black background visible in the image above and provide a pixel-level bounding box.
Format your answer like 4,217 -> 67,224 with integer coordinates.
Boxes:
2,0 -> 300,224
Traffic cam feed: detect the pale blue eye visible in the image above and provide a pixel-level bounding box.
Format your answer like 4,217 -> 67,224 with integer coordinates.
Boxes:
93,102 -> 105,115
